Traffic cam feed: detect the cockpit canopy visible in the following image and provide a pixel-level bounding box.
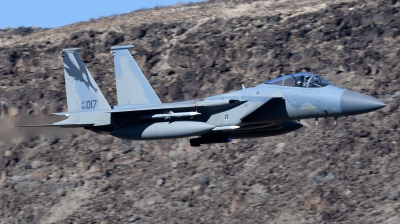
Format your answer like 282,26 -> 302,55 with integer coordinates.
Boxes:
264,72 -> 330,88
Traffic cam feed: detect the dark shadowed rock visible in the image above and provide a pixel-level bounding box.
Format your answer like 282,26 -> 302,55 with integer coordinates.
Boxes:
0,0 -> 398,223
131,27 -> 146,39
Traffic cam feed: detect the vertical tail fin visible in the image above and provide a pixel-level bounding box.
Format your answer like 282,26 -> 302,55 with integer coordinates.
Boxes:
62,48 -> 110,112
111,45 -> 162,105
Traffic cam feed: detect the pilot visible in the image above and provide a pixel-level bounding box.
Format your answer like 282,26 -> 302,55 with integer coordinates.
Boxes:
296,75 -> 310,88
296,75 -> 307,87
303,76 -> 310,87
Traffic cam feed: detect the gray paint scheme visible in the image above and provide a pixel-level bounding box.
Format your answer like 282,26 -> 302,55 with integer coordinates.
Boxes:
111,45 -> 161,105
62,48 -> 110,112
111,121 -> 215,140
23,46 -> 386,146
340,90 -> 386,115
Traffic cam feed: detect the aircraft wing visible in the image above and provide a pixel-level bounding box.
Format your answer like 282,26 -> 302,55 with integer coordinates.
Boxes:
52,98 -> 246,116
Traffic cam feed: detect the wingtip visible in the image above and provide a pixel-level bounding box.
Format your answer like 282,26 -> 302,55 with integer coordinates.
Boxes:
61,47 -> 83,53
110,45 -> 135,50
51,112 -> 68,116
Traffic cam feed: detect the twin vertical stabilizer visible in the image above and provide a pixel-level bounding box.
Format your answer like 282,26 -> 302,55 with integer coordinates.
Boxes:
62,48 -> 111,112
21,49 -> 112,127
111,45 -> 161,105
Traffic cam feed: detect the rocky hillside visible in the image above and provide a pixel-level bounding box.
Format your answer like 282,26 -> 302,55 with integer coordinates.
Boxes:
1,0 -> 400,223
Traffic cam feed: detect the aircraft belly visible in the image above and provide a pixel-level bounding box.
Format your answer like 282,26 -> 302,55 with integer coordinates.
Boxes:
110,121 -> 215,140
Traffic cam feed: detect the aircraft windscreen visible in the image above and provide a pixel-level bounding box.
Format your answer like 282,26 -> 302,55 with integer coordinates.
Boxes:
308,76 -> 330,88
264,73 -> 330,88
264,76 -> 284,85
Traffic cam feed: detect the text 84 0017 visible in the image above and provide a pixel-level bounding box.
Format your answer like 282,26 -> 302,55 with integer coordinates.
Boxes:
82,100 -> 97,110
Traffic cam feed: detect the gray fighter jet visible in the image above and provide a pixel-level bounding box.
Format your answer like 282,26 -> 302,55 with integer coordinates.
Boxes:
23,45 -> 386,146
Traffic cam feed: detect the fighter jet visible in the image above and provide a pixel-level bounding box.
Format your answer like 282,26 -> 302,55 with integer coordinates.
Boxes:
22,45 -> 386,147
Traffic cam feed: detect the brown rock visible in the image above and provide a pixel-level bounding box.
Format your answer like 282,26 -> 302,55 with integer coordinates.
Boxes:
0,0 -> 397,223
230,197 -> 247,213
31,160 -> 45,169
89,165 -> 101,173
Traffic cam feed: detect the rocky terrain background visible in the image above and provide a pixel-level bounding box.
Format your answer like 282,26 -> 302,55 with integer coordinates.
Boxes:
1,0 -> 400,223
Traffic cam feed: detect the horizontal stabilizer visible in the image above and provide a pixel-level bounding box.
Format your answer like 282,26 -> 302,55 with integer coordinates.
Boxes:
19,124 -> 59,127
21,112 -> 110,127
19,123 -> 94,128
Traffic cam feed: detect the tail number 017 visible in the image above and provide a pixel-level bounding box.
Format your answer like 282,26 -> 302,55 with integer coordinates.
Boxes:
82,100 -> 97,110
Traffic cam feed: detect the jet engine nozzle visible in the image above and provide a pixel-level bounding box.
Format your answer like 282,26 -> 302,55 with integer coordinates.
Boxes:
340,90 -> 386,115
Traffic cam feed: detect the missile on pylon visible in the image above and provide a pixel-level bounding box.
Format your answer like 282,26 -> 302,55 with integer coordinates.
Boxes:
141,111 -> 201,119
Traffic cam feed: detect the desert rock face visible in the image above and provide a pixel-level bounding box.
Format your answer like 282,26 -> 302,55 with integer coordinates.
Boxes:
1,0 -> 400,223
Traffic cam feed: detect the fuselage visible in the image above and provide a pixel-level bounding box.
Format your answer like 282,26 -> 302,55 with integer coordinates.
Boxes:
108,72 -> 385,141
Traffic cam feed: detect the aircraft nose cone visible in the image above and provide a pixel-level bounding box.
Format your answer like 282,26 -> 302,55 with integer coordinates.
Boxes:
340,90 -> 386,115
